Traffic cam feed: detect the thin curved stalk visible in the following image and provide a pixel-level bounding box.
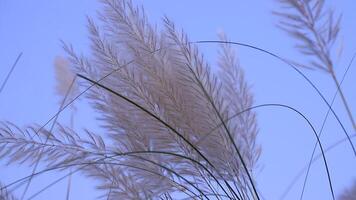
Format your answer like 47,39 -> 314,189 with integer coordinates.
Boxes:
279,133 -> 356,200
196,103 -> 336,199
299,53 -> 356,200
195,40 -> 355,158
280,52 -> 356,200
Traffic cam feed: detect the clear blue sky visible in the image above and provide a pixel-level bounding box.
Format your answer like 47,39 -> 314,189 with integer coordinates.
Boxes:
0,0 -> 355,199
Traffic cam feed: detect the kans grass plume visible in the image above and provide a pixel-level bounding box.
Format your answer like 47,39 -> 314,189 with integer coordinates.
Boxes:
54,56 -> 79,108
0,0 -> 260,199
274,0 -> 355,130
274,1 -> 356,198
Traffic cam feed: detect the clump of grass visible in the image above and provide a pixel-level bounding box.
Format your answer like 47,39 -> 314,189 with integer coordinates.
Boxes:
0,0 -> 354,199
0,0 -> 260,199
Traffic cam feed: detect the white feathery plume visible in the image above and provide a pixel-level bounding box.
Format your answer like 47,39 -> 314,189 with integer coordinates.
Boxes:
54,56 -> 78,106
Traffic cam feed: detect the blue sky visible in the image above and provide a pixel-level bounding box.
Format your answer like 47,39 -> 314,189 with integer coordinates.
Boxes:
0,0 -> 355,199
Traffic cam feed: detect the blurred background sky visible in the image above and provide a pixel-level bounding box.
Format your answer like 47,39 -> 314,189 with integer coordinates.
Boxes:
0,0 -> 355,199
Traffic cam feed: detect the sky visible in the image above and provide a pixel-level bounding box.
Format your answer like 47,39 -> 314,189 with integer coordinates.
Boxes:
0,0 -> 355,199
